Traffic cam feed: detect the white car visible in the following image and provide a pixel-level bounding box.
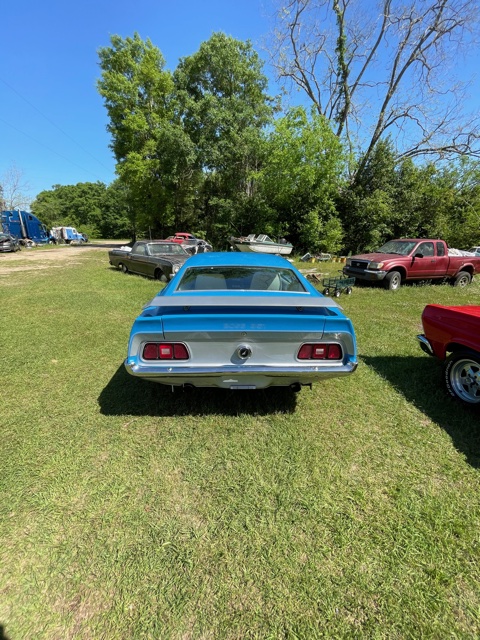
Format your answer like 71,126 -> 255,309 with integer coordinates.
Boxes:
467,246 -> 480,256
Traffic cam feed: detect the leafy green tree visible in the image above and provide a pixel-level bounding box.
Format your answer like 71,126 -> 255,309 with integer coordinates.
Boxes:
258,107 -> 345,252
98,33 -> 184,235
173,32 -> 276,242
31,181 -> 131,238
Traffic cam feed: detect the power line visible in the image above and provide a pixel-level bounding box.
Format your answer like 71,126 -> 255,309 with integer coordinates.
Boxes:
0,76 -> 113,172
0,116 -> 105,182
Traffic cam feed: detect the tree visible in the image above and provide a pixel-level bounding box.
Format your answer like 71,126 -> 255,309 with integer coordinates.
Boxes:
1,163 -> 32,210
258,106 -> 346,252
269,0 -> 480,178
31,181 -> 131,238
173,33 -> 276,240
98,33 -> 181,235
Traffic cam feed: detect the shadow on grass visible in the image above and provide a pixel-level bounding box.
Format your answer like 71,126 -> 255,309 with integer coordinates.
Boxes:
0,626 -> 11,640
363,355 -> 480,468
98,364 -> 298,417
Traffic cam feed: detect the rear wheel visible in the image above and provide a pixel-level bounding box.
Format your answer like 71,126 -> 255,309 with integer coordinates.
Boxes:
453,271 -> 471,287
444,351 -> 480,404
120,263 -> 128,274
323,288 -> 330,295
384,270 -> 402,291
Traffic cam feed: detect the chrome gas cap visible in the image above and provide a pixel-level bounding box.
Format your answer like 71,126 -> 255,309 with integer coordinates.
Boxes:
236,344 -> 252,359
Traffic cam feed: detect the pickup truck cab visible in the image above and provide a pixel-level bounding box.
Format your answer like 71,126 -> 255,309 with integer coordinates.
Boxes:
343,238 -> 480,290
417,304 -> 480,405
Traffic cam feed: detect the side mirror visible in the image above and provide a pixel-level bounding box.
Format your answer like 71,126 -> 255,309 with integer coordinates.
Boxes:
414,252 -> 424,258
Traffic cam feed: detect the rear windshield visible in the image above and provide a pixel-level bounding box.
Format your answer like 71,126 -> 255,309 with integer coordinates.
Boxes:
176,266 -> 306,292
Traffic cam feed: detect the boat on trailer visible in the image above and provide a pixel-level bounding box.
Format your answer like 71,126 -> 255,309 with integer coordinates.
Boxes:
230,234 -> 293,255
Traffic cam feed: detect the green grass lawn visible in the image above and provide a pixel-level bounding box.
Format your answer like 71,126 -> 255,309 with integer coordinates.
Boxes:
1,251 -> 479,639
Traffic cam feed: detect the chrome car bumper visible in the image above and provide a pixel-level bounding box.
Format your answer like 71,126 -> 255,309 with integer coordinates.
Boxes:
417,334 -> 434,356
125,360 -> 358,389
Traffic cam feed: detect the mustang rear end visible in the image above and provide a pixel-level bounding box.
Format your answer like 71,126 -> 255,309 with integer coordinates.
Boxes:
124,253 -> 357,390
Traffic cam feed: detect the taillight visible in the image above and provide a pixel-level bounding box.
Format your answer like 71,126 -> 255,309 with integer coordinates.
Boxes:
142,343 -> 189,360
297,343 -> 343,360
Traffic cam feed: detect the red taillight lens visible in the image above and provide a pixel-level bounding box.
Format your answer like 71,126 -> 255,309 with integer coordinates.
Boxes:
173,343 -> 189,359
297,343 -> 343,360
143,343 -> 158,360
298,344 -> 312,359
142,343 -> 189,360
327,344 -> 342,359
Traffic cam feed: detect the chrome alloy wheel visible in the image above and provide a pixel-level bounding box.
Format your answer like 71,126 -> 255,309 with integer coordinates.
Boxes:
446,354 -> 480,404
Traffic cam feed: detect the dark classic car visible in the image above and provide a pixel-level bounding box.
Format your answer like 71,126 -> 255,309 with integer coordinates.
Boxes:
124,252 -> 358,391
0,232 -> 21,253
109,241 -> 191,281
417,304 -> 480,404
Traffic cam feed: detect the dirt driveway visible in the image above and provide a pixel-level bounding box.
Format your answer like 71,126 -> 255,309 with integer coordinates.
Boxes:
0,242 -> 125,275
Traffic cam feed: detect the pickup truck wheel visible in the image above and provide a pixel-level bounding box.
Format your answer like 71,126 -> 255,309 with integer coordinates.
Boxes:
453,271 -> 471,287
444,351 -> 480,404
120,263 -> 128,274
384,271 -> 402,291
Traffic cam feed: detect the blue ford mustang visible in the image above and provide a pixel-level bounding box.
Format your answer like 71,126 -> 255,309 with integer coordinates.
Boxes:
124,252 -> 357,390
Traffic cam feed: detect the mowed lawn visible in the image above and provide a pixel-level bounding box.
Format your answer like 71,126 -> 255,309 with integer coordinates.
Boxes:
1,248 -> 479,639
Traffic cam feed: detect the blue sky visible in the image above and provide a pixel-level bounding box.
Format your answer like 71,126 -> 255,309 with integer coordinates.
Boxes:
1,0 -> 275,201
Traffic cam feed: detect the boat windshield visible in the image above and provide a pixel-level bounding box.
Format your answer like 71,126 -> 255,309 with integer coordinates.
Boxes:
376,240 -> 418,255
176,266 -> 306,292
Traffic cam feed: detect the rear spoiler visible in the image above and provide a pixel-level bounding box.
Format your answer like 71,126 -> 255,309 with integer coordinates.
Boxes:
145,294 -> 342,310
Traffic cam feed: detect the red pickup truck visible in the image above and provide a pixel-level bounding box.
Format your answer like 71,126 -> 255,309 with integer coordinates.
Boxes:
343,238 -> 480,290
417,305 -> 480,405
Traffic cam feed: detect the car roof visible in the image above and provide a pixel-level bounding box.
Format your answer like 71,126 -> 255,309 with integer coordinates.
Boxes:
183,252 -> 294,268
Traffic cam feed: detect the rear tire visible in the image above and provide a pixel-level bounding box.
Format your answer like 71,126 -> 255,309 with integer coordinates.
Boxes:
444,350 -> 480,404
384,271 -> 402,291
120,263 -> 128,274
453,271 -> 471,287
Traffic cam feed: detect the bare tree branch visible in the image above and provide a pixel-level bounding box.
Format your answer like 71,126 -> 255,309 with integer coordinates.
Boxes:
1,163 -> 32,210
267,0 -> 480,178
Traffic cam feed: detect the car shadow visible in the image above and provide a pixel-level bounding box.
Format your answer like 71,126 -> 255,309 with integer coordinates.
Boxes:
98,365 -> 298,417
0,625 -> 11,640
363,355 -> 480,468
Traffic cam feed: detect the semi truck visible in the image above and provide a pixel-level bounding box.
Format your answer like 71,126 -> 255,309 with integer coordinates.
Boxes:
50,226 -> 88,244
1,210 -> 52,245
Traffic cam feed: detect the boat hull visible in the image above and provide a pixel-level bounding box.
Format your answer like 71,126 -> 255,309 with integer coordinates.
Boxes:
234,241 -> 293,255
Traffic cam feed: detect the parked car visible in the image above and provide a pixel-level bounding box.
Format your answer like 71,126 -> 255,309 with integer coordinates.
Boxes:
167,233 -> 213,254
0,232 -> 21,252
343,238 -> 480,290
109,241 -> 191,281
124,252 -> 358,390
467,246 -> 480,256
417,304 -> 480,405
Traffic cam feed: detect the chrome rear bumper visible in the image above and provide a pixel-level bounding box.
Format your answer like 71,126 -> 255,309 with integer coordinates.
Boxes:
125,360 -> 358,389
